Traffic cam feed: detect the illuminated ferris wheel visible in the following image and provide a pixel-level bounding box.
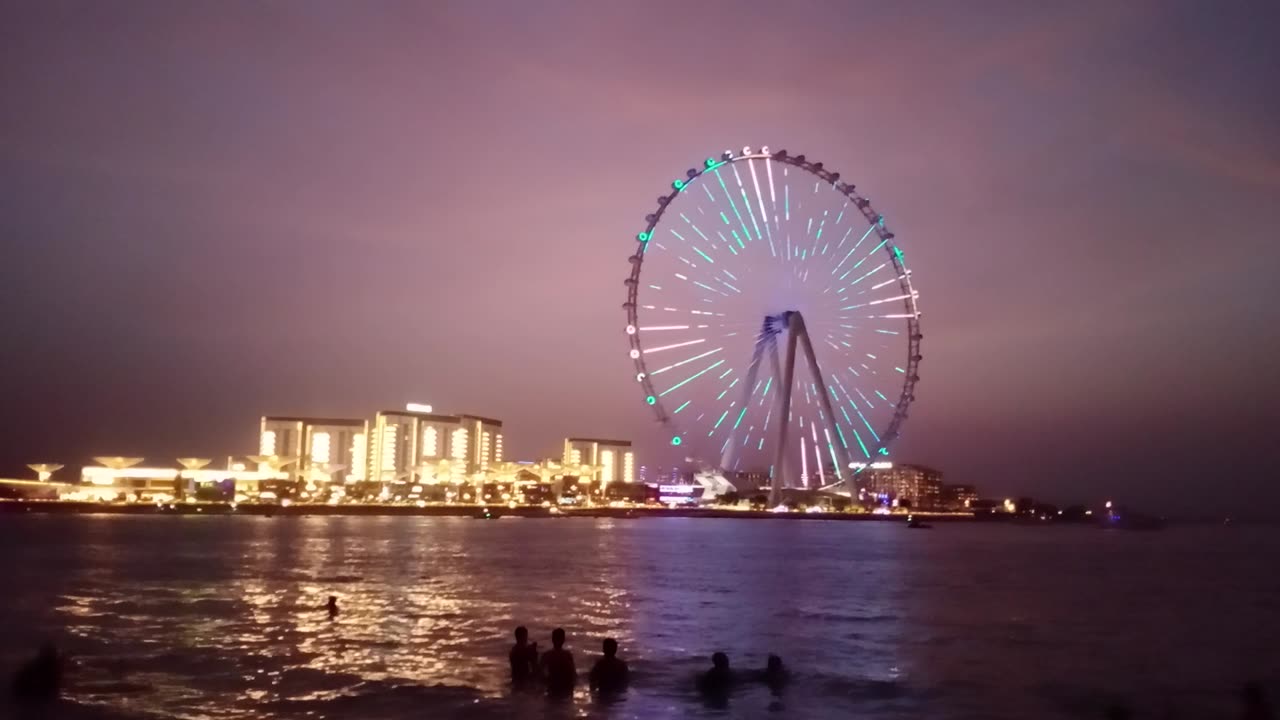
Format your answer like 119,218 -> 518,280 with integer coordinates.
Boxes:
622,146 -> 922,501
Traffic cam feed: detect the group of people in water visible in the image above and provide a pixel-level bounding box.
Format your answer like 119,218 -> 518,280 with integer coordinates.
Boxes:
509,626 -> 631,697
9,615 -> 1276,718
507,625 -> 788,702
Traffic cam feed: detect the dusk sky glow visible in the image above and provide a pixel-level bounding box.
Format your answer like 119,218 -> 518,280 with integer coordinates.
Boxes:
3,1 -> 1278,514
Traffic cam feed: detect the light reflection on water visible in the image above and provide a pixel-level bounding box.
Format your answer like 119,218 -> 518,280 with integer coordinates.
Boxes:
1,514 -> 1278,719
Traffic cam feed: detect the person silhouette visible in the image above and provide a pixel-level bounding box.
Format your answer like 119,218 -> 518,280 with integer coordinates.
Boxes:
10,644 -> 63,703
326,596 -> 339,619
541,628 -> 577,698
699,652 -> 732,692
588,638 -> 629,695
1242,683 -> 1275,720
509,626 -> 538,687
762,654 -> 788,694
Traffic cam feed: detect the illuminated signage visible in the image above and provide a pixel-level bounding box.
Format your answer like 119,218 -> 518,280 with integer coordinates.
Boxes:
658,484 -> 701,505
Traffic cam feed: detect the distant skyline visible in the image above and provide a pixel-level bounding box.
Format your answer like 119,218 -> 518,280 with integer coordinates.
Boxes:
2,1 -> 1278,515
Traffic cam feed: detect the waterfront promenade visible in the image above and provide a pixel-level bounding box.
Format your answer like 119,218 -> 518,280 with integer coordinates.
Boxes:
0,499 -> 975,522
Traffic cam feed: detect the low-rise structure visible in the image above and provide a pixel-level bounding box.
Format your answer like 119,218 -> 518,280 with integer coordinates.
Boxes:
940,483 -> 979,511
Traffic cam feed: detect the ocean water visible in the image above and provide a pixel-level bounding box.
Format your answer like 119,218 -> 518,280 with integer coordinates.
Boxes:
0,514 -> 1277,719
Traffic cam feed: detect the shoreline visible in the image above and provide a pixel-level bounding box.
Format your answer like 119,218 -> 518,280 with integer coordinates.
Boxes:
0,500 -> 982,522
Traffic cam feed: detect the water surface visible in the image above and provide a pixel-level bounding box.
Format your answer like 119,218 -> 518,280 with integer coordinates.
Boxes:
1,514 -> 1276,719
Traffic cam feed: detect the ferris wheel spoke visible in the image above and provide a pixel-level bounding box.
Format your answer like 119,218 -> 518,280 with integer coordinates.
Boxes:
644,338 -> 706,354
747,159 -> 770,225
748,160 -> 778,257
712,169 -> 754,243
658,358 -> 727,398
648,347 -> 723,376
730,164 -> 765,242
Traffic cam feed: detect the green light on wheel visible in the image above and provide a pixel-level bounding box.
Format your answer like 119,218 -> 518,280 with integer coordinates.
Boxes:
671,435 -> 683,446
646,396 -> 656,405
637,232 -> 650,242
672,180 -> 684,190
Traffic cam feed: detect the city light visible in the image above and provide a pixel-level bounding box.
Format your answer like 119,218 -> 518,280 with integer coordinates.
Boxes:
310,432 -> 330,464
13,410 -> 965,516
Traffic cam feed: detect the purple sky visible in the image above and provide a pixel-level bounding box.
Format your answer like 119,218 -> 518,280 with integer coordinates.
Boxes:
3,1 -> 1278,514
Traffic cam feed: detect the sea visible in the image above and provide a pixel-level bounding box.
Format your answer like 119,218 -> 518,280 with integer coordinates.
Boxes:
1,514 -> 1277,719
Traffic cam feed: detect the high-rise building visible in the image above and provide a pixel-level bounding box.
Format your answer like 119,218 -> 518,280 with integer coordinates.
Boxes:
857,463 -> 944,510
459,414 -> 503,474
260,416 -> 367,486
563,438 -> 635,486
367,409 -> 503,488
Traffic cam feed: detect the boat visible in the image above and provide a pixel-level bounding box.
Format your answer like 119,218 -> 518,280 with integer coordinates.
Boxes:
906,515 -> 932,529
1098,506 -> 1166,531
1100,513 -> 1165,531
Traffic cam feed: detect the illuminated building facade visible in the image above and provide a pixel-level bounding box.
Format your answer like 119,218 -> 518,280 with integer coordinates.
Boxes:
727,469 -> 770,490
80,457 -> 177,501
940,483 -> 978,511
858,463 -> 944,510
638,465 -> 684,485
261,416 -> 368,486
368,410 -> 503,488
459,414 -> 503,474
563,438 -> 635,485
258,418 -> 303,475
77,456 -> 291,503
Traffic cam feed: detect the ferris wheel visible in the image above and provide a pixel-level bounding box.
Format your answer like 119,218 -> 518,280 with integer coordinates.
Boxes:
622,146 -> 922,502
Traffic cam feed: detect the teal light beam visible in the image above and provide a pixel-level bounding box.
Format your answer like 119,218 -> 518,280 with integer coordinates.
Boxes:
660,359 -> 726,397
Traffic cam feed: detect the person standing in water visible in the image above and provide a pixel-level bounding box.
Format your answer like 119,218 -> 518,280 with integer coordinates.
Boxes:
326,596 -> 339,619
588,638 -> 629,695
10,644 -> 64,703
541,628 -> 577,698
509,626 -> 538,687
699,652 -> 732,692
762,654 -> 789,695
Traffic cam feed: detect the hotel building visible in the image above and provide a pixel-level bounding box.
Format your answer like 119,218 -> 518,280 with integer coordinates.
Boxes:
563,438 -> 635,486
368,410 -> 503,487
260,416 -> 368,486
857,463 -> 944,510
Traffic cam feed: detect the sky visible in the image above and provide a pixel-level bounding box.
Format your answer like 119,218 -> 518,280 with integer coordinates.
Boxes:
2,1 -> 1278,515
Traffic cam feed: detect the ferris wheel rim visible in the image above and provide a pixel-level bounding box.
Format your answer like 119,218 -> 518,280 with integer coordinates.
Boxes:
622,147 -> 922,466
